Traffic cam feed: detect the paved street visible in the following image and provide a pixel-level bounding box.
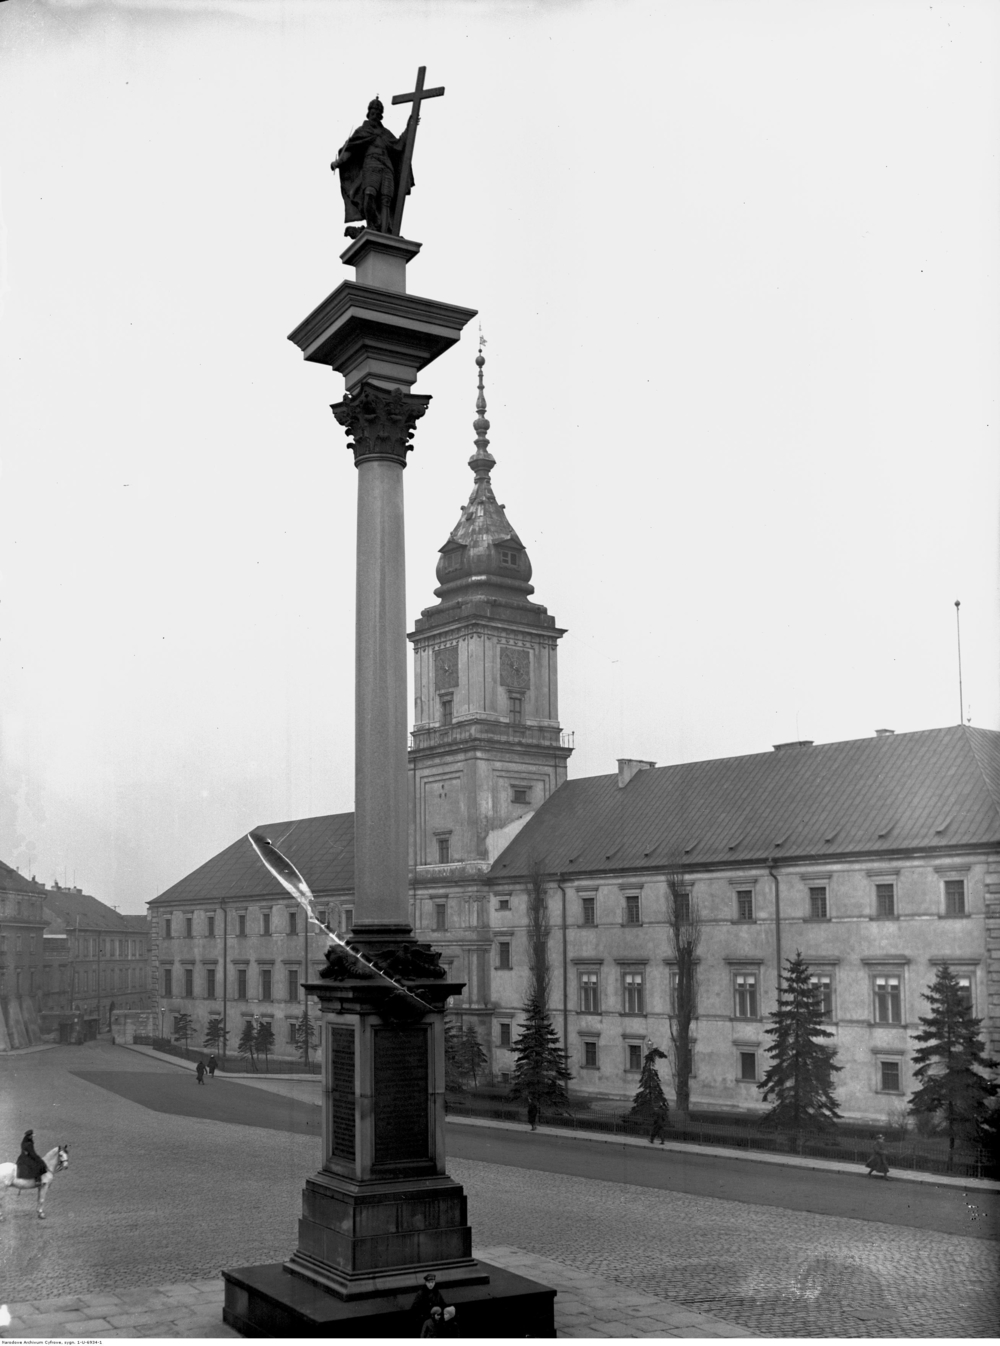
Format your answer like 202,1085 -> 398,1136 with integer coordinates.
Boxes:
0,1042 -> 997,1337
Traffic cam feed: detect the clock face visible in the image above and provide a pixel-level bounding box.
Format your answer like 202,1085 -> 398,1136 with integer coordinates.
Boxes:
499,646 -> 531,691
434,646 -> 459,691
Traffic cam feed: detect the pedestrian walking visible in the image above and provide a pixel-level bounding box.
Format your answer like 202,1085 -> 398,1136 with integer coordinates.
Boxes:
195,1061 -> 206,1085
527,1098 -> 538,1131
649,1108 -> 668,1145
207,1054 -> 217,1078
865,1133 -> 890,1179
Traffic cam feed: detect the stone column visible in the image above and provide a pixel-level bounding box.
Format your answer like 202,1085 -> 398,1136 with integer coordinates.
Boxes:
333,385 -> 430,932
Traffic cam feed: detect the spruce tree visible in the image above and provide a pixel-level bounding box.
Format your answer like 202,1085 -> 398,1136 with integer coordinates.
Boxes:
626,1046 -> 670,1126
508,995 -> 571,1117
444,1019 -> 465,1093
237,1019 -> 258,1071
203,1017 -> 228,1056
909,964 -> 999,1171
759,951 -> 842,1140
172,1011 -> 193,1055
254,1019 -> 276,1072
461,1023 -> 489,1088
294,1014 -> 318,1067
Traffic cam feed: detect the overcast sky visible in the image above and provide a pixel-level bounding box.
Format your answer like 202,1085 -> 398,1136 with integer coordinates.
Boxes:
0,0 -> 997,913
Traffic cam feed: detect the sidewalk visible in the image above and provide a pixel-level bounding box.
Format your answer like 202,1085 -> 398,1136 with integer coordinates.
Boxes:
121,1042 -> 1000,1191
0,1248 -> 756,1339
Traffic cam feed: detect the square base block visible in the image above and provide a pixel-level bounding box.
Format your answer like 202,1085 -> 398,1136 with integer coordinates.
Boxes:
222,1259 -> 556,1338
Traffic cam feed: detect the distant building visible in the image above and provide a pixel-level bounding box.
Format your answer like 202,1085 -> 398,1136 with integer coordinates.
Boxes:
0,862 -> 48,1049
146,355 -> 1000,1119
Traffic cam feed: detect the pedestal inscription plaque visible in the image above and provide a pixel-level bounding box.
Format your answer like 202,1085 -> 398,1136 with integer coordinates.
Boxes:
330,1026 -> 356,1160
373,1025 -> 429,1165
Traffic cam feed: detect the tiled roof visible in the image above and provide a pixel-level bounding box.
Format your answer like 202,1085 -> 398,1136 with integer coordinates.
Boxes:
0,861 -> 46,897
490,725 -> 1000,880
148,812 -> 355,908
42,889 -> 143,931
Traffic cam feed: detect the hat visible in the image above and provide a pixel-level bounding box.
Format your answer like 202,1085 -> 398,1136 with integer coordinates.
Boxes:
22,1130 -> 33,1140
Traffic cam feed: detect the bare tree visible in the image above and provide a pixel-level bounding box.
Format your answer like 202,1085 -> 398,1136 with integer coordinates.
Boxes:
526,857 -> 550,1010
666,869 -> 700,1124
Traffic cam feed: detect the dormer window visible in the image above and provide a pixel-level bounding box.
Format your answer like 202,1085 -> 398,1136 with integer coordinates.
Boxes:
499,549 -> 519,568
442,550 -> 462,572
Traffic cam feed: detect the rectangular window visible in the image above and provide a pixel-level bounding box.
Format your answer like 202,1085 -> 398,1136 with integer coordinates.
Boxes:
497,941 -> 512,971
734,973 -> 758,1019
627,1043 -> 643,1072
499,1021 -> 512,1048
287,1020 -> 298,1045
579,896 -> 596,926
508,695 -> 523,725
163,968 -> 173,997
343,907 -> 354,932
808,886 -> 828,920
669,967 -> 698,1017
436,837 -> 451,864
873,975 -> 902,1024
185,916 -> 193,938
434,902 -> 447,932
499,548 -> 519,567
287,970 -> 299,1002
237,968 -> 247,1000
879,1059 -> 901,1093
164,918 -> 172,939
184,968 -> 194,997
207,915 -> 215,938
956,976 -> 973,1011
875,883 -> 895,919
736,889 -> 754,921
440,696 -> 453,726
262,912 -> 271,936
497,897 -> 510,912
260,969 -> 272,1001
944,879 -> 966,917
511,787 -> 529,804
739,1051 -> 757,1082
237,913 -> 247,937
579,971 -> 600,1013
288,910 -> 297,936
206,968 -> 216,999
582,1040 -> 599,1069
623,970 -> 645,1014
624,894 -> 641,925
673,890 -> 691,924
809,973 -> 834,1021
317,908 -> 327,927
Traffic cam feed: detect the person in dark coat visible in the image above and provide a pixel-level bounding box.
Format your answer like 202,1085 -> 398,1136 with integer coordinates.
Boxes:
419,1306 -> 443,1337
865,1133 -> 890,1178
527,1099 -> 539,1131
649,1108 -> 668,1145
207,1054 -> 218,1078
410,1273 -> 447,1333
195,1061 -> 206,1085
15,1131 -> 48,1182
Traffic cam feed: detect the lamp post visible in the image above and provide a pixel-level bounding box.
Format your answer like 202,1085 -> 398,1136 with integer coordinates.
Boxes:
159,1004 -> 165,1039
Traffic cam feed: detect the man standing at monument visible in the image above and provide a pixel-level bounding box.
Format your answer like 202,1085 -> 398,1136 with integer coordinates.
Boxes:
332,97 -> 411,236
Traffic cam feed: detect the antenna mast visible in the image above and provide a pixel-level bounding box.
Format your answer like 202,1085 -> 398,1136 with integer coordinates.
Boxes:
954,600 -> 965,725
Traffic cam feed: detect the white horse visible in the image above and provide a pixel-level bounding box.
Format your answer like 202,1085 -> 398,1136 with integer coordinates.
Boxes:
0,1145 -> 69,1220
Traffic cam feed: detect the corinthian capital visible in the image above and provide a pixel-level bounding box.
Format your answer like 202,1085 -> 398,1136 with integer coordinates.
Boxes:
331,384 -> 432,466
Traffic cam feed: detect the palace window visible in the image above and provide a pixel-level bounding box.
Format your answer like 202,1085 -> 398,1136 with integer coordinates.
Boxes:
434,902 -> 447,932
185,916 -> 193,938
162,968 -> 173,997
287,970 -> 300,1002
207,915 -> 215,938
288,910 -> 297,936
739,1051 -> 757,1082
581,896 -> 596,925
734,973 -> 758,1019
809,972 -> 834,1021
622,969 -> 645,1014
236,968 -> 248,1000
440,696 -> 453,727
499,549 -> 519,567
497,897 -> 510,912
260,969 -> 272,1001
262,912 -> 271,936
499,1021 -> 512,1048
237,913 -> 247,937
672,890 -> 691,924
164,919 -> 172,939
497,940 -> 512,971
957,975 -> 974,1012
579,970 -> 600,1014
581,1039 -> 599,1069
184,968 -> 194,997
736,889 -> 754,921
669,967 -> 698,1017
626,1043 -> 643,1072
508,695 -> 523,725
511,787 -> 530,804
808,886 -> 828,920
877,1059 -> 902,1093
343,907 -> 354,932
875,883 -> 896,919
206,968 -> 216,999
624,894 -> 641,926
944,879 -> 966,917
436,836 -> 451,864
873,975 -> 902,1024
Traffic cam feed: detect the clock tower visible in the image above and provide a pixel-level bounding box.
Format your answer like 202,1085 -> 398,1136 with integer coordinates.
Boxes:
408,347 -> 572,875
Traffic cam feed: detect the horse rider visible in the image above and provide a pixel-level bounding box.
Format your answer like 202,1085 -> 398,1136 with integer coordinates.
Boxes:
16,1131 -> 48,1183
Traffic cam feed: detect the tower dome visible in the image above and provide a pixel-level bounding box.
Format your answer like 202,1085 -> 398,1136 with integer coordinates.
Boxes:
434,344 -> 534,600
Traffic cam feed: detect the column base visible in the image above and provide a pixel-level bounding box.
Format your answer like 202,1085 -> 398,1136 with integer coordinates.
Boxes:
222,1259 -> 556,1338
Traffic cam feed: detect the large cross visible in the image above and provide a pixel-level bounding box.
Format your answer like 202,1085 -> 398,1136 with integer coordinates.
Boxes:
390,66 -> 444,236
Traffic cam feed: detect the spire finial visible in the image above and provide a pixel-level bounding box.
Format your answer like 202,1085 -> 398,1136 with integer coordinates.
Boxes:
469,330 -> 495,480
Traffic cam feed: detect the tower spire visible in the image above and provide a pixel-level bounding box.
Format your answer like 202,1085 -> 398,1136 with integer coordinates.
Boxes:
469,333 -> 496,481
